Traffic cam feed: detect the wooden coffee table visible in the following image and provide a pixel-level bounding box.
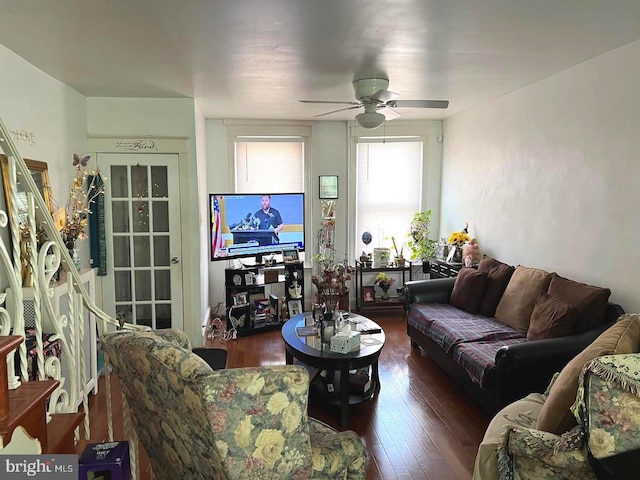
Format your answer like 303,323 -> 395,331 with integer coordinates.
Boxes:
282,312 -> 385,427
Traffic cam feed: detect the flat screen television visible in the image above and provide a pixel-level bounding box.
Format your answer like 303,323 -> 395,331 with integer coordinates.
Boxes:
210,193 -> 305,261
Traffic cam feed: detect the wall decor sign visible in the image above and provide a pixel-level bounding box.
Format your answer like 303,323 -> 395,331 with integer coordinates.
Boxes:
114,140 -> 158,151
319,175 -> 338,199
10,129 -> 36,145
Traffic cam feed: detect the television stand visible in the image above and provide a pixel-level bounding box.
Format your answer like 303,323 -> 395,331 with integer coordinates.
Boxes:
224,262 -> 304,336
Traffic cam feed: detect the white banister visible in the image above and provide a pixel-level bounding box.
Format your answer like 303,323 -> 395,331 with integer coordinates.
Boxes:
0,114 -> 145,458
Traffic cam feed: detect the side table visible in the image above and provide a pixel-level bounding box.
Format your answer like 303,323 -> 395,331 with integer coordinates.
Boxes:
354,261 -> 412,313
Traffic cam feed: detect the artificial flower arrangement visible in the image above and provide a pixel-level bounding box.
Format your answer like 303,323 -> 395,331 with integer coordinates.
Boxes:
57,154 -> 105,248
448,222 -> 471,247
311,260 -> 352,312
373,271 -> 396,291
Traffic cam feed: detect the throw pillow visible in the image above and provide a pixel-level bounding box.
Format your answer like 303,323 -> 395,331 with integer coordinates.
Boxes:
547,273 -> 611,334
536,314 -> 640,434
494,266 -> 553,333
527,292 -> 579,341
477,256 -> 515,317
449,268 -> 489,314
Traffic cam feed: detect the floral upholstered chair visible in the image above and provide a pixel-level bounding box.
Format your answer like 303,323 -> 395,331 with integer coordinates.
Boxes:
498,353 -> 640,480
101,329 -> 367,480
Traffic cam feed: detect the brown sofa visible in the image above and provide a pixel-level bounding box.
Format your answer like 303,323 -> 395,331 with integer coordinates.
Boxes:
404,256 -> 624,413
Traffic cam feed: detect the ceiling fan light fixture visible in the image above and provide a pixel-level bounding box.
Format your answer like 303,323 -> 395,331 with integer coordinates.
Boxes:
356,111 -> 385,129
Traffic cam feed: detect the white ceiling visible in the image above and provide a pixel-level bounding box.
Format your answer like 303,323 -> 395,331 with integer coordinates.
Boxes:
1,0 -> 640,122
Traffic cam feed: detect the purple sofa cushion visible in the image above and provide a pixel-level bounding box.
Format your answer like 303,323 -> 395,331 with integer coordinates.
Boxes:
453,338 -> 526,387
408,303 -> 524,353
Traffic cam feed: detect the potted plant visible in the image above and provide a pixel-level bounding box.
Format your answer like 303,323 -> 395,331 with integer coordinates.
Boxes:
391,236 -> 407,267
407,210 -> 438,272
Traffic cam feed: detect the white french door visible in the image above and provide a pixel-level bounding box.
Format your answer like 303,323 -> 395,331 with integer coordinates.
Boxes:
98,153 -> 183,330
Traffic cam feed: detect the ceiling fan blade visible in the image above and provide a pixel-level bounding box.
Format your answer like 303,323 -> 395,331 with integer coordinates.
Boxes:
313,105 -> 362,118
299,100 -> 361,106
379,106 -> 401,121
389,100 -> 449,109
370,89 -> 399,103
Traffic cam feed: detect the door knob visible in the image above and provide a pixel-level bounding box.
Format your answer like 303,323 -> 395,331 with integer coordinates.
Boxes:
171,256 -> 180,264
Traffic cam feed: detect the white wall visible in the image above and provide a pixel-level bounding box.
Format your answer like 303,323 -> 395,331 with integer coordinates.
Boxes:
87,97 -> 204,344
205,119 -> 231,310
0,44 -> 87,292
194,101 -> 209,337
311,121 -> 349,260
442,39 -> 640,312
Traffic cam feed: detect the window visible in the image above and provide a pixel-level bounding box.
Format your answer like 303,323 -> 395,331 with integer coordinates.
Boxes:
355,139 -> 423,255
234,139 -> 304,193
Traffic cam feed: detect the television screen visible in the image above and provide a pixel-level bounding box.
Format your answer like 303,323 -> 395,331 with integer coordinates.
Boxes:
210,193 -> 305,261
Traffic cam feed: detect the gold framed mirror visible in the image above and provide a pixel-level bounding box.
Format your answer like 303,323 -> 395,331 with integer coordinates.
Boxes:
0,154 -> 53,226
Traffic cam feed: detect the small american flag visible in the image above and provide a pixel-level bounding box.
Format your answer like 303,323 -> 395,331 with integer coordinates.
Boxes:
212,196 -> 224,256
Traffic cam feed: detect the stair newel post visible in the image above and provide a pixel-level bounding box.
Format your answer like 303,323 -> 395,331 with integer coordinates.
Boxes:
0,336 -> 23,424
74,284 -> 90,439
105,350 -> 114,442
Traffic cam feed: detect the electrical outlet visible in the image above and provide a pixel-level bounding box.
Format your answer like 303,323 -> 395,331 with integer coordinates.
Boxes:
327,384 -> 334,393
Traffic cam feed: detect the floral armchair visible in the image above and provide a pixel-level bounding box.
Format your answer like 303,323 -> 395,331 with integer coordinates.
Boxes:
101,329 -> 367,480
498,353 -> 640,480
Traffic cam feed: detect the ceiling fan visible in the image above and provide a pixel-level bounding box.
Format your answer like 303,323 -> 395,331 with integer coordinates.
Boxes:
300,76 -> 449,129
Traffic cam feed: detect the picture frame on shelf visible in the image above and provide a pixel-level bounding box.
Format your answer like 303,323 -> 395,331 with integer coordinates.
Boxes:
288,299 -> 302,318
283,248 -> 299,263
319,175 -> 338,199
362,286 -> 375,302
233,292 -> 248,306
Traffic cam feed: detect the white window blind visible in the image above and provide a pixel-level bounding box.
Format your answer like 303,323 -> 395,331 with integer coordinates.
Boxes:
235,139 -> 304,193
356,140 -> 422,254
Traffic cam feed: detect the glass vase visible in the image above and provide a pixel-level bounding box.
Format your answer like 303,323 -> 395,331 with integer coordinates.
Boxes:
71,248 -> 81,270
320,314 -> 334,343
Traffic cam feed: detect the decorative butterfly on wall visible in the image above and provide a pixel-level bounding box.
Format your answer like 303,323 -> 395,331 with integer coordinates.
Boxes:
72,153 -> 90,167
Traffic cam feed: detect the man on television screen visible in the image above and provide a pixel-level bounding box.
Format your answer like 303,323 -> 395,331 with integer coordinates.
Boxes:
255,195 -> 284,241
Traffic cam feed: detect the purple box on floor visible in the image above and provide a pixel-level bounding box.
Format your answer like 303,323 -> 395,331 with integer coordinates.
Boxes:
78,441 -> 130,480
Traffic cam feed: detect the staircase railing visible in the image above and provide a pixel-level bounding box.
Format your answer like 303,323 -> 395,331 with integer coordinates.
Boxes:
0,116 -> 143,477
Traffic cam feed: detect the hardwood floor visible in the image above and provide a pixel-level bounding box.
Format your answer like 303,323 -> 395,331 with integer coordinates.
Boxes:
87,310 -> 489,479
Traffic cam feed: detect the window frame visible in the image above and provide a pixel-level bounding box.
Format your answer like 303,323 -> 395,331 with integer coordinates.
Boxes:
347,121 -> 443,265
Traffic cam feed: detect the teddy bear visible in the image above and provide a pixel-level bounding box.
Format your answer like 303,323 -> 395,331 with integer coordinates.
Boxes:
462,238 -> 482,267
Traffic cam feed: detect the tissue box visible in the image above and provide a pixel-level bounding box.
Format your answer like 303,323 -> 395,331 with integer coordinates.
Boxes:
330,330 -> 361,354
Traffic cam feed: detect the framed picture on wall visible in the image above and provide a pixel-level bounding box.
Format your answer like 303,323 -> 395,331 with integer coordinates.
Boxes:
319,175 -> 338,199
